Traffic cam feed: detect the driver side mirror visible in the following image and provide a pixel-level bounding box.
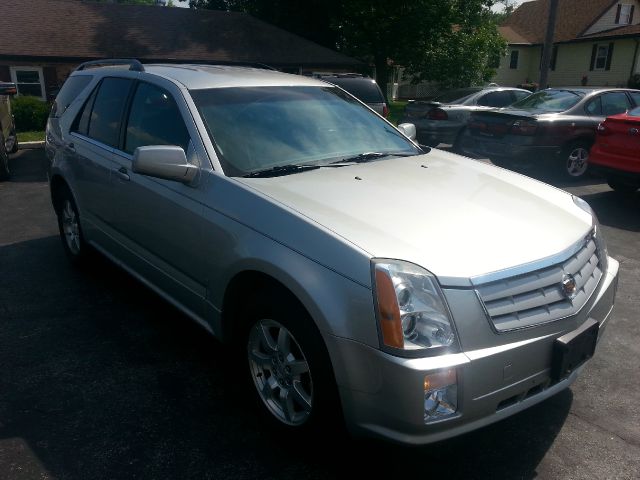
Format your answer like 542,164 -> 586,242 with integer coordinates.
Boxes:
132,145 -> 198,184
0,82 -> 17,96
397,123 -> 417,141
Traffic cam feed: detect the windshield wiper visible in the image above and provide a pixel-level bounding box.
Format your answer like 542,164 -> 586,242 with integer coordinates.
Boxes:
243,164 -> 321,178
331,151 -> 417,165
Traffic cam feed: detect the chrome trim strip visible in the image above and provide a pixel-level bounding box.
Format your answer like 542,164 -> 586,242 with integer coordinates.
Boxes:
470,229 -> 594,286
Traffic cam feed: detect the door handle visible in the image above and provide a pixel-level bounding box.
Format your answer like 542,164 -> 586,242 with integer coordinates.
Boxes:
115,166 -> 130,181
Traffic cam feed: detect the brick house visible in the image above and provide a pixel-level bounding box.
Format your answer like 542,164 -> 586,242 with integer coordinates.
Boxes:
0,0 -> 362,101
494,0 -> 640,87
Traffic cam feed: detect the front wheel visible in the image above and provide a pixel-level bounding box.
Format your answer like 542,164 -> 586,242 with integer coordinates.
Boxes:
561,141 -> 591,180
240,291 -> 341,434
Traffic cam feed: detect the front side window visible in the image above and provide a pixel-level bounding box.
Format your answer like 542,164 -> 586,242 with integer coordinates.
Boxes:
87,78 -> 133,147
629,91 -> 640,106
10,67 -> 45,100
191,86 -> 419,177
600,92 -> 631,116
124,82 -> 190,154
511,89 -> 584,112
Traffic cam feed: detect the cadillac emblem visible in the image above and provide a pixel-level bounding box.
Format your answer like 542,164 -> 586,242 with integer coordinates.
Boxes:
561,273 -> 578,300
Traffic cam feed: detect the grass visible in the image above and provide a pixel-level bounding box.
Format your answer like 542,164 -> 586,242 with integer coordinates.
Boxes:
388,101 -> 407,126
17,131 -> 45,143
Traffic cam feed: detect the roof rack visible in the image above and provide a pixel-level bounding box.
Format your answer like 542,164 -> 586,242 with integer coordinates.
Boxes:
76,59 -> 145,72
199,61 -> 277,71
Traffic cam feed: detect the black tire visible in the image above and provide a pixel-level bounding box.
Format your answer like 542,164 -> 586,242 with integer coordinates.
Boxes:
608,180 -> 638,195
559,141 -> 591,180
55,186 -> 90,266
0,132 -> 10,181
8,126 -> 18,154
451,128 -> 466,154
237,287 -> 342,436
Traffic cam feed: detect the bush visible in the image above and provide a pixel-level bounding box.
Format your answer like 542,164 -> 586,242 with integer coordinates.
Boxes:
11,96 -> 50,132
628,74 -> 640,89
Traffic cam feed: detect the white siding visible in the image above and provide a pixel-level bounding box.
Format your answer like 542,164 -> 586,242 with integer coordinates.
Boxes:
492,46 -> 540,86
584,1 -> 640,35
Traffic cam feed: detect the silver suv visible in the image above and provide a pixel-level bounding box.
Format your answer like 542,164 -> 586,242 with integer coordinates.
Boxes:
46,60 -> 619,445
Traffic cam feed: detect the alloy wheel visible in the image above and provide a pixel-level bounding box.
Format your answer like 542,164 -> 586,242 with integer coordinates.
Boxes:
566,147 -> 589,177
247,319 -> 313,426
62,200 -> 81,255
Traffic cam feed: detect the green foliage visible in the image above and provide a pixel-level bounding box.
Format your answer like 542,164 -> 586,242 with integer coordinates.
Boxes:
191,1 -> 507,94
11,96 -> 50,132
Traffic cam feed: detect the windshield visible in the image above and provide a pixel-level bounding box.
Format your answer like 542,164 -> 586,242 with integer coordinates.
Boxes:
191,86 -> 419,177
510,89 -> 584,112
433,88 -> 482,104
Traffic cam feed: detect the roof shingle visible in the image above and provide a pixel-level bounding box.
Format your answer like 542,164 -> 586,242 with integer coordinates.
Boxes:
0,0 -> 361,67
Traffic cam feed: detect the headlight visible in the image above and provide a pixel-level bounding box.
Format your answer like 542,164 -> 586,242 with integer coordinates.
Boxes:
573,196 -> 608,269
372,260 -> 458,356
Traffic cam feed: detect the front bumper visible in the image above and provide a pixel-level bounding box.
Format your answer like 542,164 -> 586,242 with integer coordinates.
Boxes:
327,257 -> 619,445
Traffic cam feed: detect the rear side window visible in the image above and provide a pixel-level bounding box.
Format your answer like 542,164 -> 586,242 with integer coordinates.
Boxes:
124,82 -> 190,154
86,78 -> 133,147
330,79 -> 384,103
476,91 -> 515,107
50,75 -> 93,118
512,90 -> 530,102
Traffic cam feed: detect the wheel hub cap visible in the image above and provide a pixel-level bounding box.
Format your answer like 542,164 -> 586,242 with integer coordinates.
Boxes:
567,147 -> 589,177
247,319 -> 313,426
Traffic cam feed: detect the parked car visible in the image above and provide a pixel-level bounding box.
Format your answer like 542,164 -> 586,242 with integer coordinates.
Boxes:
400,86 -> 531,147
0,81 -> 18,180
590,106 -> 640,194
314,73 -> 388,117
457,87 -> 640,179
47,60 -> 618,445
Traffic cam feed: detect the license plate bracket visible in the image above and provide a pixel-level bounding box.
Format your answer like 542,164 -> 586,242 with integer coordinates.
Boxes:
551,318 -> 599,381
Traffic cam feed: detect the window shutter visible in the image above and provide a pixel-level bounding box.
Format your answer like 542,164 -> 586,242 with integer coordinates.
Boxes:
615,4 -> 622,23
0,65 -> 10,82
551,45 -> 558,71
590,44 -> 598,71
630,5 -> 635,24
43,66 -> 58,101
605,42 -> 615,70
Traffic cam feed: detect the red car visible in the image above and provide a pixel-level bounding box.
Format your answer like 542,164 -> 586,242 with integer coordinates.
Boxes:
590,107 -> 640,194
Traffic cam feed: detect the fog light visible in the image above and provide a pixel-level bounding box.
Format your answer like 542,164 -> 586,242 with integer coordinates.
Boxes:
424,368 -> 458,423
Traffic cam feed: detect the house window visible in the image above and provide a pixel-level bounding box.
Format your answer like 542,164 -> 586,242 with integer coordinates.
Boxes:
617,4 -> 634,24
510,50 -> 519,69
595,45 -> 609,69
9,67 -> 45,100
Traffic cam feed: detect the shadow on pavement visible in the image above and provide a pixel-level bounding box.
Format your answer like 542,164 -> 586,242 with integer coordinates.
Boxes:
579,189 -> 640,232
6,149 -> 49,183
0,234 -> 572,479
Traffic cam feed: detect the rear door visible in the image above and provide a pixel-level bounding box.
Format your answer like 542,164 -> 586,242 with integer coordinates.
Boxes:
68,77 -> 134,230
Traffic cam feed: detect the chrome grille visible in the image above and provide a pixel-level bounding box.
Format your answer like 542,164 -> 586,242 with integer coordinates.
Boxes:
475,235 -> 602,332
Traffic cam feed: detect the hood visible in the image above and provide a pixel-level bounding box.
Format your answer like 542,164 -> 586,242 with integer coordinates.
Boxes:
237,151 -> 592,285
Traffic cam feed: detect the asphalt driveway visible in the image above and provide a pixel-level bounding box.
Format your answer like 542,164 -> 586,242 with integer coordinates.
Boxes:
0,149 -> 638,479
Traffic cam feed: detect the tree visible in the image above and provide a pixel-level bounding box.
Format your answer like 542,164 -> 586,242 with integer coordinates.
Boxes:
337,1 -> 506,95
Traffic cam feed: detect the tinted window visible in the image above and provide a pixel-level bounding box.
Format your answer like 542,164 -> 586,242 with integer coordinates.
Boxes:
585,96 -> 602,116
51,75 -> 93,118
433,88 -> 482,104
88,78 -> 133,147
477,91 -> 515,107
511,89 -> 584,112
72,86 -> 98,136
600,92 -> 631,116
327,78 -> 384,103
512,90 -> 530,102
630,91 -> 640,106
125,82 -> 190,154
191,86 -> 419,177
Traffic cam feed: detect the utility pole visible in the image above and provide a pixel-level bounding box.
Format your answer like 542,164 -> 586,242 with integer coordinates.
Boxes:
539,0 -> 559,89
